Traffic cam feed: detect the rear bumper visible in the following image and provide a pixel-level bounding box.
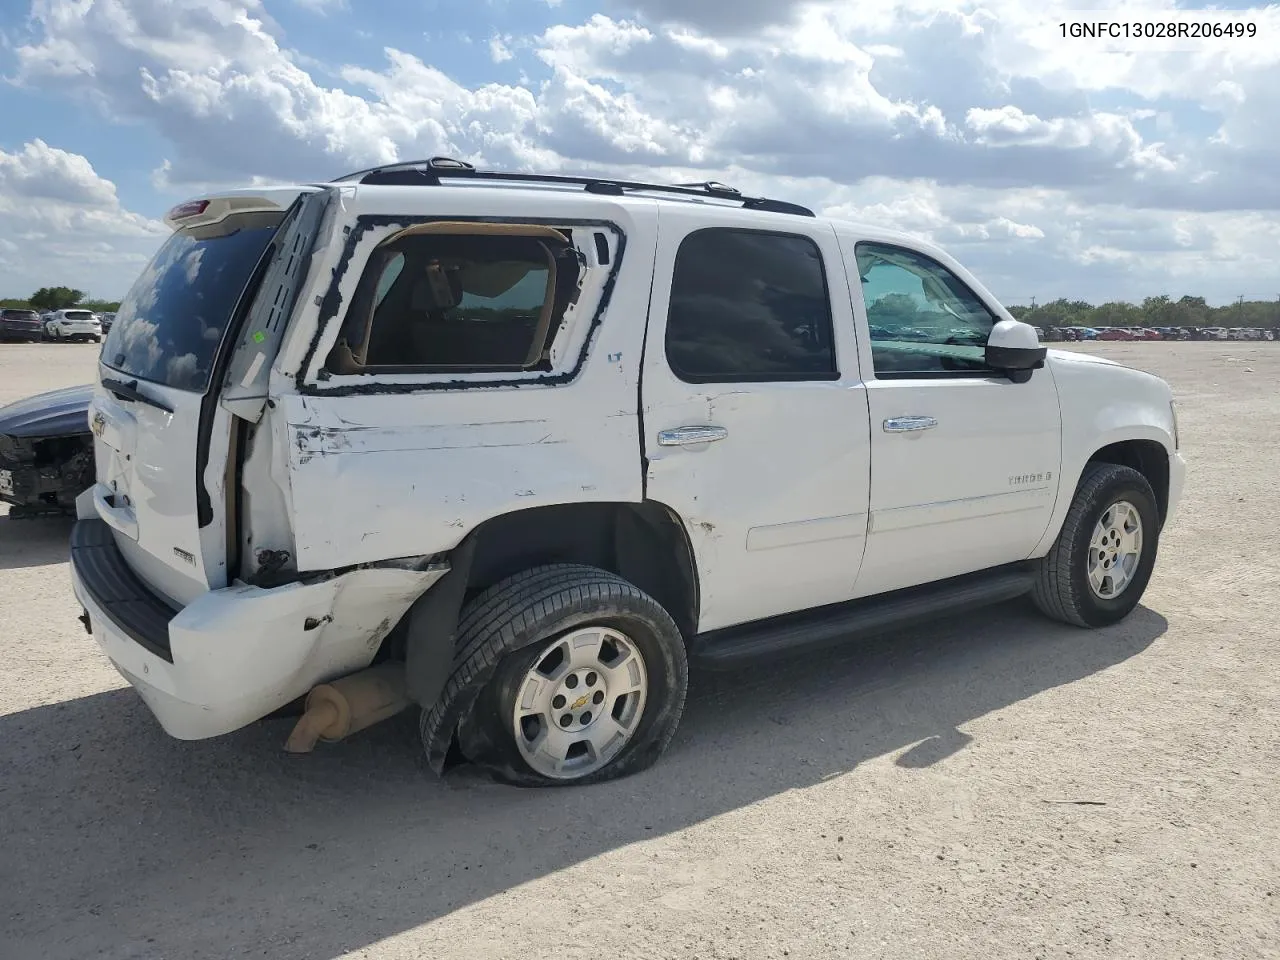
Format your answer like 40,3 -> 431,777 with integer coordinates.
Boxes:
70,518 -> 447,740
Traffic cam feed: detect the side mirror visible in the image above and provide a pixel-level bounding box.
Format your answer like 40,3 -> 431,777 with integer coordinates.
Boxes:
986,319 -> 1047,384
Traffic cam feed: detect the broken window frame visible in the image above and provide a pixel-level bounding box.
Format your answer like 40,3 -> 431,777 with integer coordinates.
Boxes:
301,217 -> 624,392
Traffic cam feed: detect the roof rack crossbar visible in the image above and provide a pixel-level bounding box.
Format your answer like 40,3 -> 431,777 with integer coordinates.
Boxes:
330,157 -> 815,217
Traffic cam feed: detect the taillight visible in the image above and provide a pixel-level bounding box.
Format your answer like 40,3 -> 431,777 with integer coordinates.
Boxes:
167,199 -> 211,220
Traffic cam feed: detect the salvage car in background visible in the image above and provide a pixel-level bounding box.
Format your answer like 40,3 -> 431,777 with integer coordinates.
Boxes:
0,308 -> 45,342
0,385 -> 94,518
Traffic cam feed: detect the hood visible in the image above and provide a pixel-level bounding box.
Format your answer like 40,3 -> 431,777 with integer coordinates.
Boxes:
0,383 -> 94,439
1046,348 -> 1121,367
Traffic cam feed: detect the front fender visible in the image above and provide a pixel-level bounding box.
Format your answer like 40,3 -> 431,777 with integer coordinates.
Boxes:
1031,356 -> 1177,557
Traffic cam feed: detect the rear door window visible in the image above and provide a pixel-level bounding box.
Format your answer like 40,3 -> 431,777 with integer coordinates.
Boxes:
663,228 -> 838,382
103,211 -> 282,392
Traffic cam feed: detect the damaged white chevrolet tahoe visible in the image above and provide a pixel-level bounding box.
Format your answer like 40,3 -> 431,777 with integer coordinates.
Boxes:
71,158 -> 1186,786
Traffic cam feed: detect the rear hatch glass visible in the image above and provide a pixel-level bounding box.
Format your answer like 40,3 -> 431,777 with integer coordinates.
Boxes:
89,207 -> 288,604
103,211 -> 282,392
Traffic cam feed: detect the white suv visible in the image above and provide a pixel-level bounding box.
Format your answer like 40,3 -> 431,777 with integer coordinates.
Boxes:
45,308 -> 103,342
70,159 -> 1185,786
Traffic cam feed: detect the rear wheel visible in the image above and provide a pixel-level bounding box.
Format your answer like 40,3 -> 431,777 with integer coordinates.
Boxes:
421,564 -> 689,787
1032,462 -> 1160,628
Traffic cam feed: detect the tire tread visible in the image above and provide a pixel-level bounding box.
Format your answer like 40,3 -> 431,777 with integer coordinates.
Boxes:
420,564 -> 687,784
1032,461 -> 1157,628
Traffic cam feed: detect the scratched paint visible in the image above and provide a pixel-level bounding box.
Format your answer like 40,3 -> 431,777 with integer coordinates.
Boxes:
263,192 -> 663,572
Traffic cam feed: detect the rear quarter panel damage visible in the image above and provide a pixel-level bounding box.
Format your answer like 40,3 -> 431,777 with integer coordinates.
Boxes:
279,388 -> 643,571
158,565 -> 444,736
274,202 -> 658,573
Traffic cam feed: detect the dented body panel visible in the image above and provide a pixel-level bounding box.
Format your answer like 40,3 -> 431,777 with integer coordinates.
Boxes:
273,187 -> 657,572
72,505 -> 446,738
280,384 -> 645,570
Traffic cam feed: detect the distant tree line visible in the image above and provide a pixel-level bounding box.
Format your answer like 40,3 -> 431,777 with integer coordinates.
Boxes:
2,287 -> 1277,329
1,287 -> 121,312
1007,295 -> 1279,329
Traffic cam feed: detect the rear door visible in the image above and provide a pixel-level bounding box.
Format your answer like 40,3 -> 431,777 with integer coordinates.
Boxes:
87,190 -> 319,605
641,205 -> 872,633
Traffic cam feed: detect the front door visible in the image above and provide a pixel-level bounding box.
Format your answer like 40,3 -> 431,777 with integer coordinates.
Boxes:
641,206 -> 872,633
839,235 -> 1062,598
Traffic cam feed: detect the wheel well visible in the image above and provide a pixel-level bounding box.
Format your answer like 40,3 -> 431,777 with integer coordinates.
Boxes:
460,501 -> 700,639
1088,440 -> 1170,524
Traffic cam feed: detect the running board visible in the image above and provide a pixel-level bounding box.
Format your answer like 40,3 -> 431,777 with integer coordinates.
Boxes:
689,564 -> 1036,669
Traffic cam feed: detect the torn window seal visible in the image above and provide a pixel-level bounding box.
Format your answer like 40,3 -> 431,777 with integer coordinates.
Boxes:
327,222 -> 577,376
294,216 -> 627,398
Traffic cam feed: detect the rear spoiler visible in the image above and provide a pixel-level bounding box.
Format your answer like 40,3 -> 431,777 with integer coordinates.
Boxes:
164,186 -> 323,231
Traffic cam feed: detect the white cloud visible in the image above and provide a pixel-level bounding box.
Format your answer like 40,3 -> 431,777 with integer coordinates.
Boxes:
0,139 -> 120,206
0,140 -> 167,299
3,0 -> 1278,303
292,0 -> 347,12
489,36 -> 513,64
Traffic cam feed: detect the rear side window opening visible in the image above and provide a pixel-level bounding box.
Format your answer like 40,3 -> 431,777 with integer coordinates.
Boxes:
103,211 -> 284,392
326,222 -> 586,376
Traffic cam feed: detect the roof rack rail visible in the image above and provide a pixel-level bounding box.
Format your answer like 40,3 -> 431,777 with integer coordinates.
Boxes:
330,157 -> 816,218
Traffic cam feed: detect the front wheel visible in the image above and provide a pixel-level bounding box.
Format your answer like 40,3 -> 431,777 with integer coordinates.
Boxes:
421,564 -> 689,787
1031,462 -> 1161,628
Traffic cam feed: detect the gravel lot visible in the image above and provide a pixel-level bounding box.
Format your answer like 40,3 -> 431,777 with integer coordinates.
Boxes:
1,341 -> 1277,960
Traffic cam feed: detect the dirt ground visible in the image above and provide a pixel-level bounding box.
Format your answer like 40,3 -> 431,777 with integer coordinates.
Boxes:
0,341 -> 1276,960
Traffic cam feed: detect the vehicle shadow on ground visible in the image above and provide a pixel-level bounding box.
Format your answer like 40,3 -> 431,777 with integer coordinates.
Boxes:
0,602 -> 1167,960
0,514 -> 73,571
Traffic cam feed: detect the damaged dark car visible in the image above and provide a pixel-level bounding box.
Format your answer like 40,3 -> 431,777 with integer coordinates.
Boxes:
0,384 -> 94,518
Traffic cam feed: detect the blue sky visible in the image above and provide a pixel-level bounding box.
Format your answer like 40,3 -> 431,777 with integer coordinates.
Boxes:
1,0 -> 1277,304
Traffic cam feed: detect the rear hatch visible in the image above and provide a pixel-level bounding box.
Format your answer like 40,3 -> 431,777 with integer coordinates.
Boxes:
87,188 -> 323,606
1,309 -> 42,333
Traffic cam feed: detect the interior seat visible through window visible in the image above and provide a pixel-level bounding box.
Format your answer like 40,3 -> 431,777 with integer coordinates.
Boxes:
327,222 -> 582,375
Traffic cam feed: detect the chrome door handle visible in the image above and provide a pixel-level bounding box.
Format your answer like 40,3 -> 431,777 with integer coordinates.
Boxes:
657,425 -> 729,446
883,416 -> 938,433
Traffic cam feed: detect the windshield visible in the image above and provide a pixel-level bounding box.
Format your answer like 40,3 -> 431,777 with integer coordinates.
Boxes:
102,212 -> 282,392
64,311 -> 94,320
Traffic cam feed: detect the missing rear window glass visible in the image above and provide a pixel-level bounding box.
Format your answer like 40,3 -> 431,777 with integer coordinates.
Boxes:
327,224 -> 584,375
